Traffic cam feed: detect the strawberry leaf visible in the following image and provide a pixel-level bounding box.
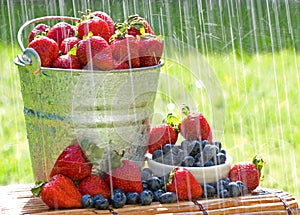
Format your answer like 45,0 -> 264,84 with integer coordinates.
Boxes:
165,113 -> 180,132
139,26 -> 146,36
31,181 -> 46,197
68,46 -> 77,56
253,155 -> 265,181
181,105 -> 190,117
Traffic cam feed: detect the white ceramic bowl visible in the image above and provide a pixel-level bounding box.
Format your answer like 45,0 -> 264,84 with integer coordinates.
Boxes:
145,153 -> 232,184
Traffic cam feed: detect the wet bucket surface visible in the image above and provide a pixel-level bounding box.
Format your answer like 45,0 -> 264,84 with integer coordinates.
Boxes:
14,59 -> 163,181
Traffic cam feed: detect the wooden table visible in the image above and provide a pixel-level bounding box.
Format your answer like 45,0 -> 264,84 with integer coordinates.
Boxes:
0,184 -> 299,215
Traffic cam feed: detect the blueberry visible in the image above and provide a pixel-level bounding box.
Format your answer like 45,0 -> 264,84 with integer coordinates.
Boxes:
142,180 -> 149,190
162,144 -> 174,154
236,181 -> 248,195
94,198 -> 109,210
81,194 -> 94,208
201,140 -> 210,149
213,141 -> 222,150
152,149 -> 163,160
220,149 -> 226,155
147,176 -> 161,191
161,152 -> 181,166
219,189 -> 230,198
204,160 -> 215,167
203,144 -> 219,163
181,155 -> 195,167
93,194 -> 105,202
194,152 -> 202,162
202,184 -> 216,198
159,192 -> 177,204
194,161 -> 204,167
141,168 -> 153,181
214,180 -> 226,191
140,190 -> 153,205
222,178 -> 231,187
126,192 -> 140,204
216,152 -> 226,165
181,140 -> 192,155
153,189 -> 165,201
189,140 -> 201,157
227,182 -> 240,197
111,190 -> 126,208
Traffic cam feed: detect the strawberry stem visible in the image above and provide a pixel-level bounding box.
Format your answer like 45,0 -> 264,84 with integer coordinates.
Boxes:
31,181 -> 46,197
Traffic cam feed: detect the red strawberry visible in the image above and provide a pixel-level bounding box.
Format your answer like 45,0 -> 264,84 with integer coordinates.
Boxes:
76,36 -> 113,70
27,36 -> 59,67
89,11 -> 115,35
114,60 -> 129,70
78,174 -> 111,199
52,54 -> 81,69
110,35 -> 140,68
126,15 -> 154,37
138,35 -> 164,67
106,159 -> 143,194
167,167 -> 203,200
38,174 -> 82,209
77,16 -> 111,42
28,23 -> 49,43
60,36 -> 81,55
228,157 -> 264,191
47,22 -> 76,47
148,124 -> 178,154
50,142 -> 92,181
179,113 -> 212,142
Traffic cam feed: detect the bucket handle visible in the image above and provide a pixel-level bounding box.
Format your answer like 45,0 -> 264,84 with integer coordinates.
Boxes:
17,16 -> 80,52
17,16 -> 80,73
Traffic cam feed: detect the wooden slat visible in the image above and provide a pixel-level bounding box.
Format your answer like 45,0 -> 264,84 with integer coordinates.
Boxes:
0,184 -> 299,215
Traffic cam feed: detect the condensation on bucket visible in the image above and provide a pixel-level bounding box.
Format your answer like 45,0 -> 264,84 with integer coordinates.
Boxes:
14,58 -> 163,181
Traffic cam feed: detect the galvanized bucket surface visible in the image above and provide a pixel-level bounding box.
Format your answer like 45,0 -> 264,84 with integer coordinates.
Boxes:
15,16 -> 163,181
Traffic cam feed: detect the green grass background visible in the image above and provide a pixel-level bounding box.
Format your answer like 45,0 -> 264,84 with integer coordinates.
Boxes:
1,0 -> 300,203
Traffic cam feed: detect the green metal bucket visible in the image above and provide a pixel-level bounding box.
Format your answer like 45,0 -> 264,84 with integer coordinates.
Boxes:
14,16 -> 163,181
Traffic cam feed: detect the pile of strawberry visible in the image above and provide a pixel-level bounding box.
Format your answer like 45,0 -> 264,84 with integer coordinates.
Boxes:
32,140 -> 205,209
27,10 -> 163,70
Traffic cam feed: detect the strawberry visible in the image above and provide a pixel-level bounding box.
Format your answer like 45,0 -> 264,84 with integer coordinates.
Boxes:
179,113 -> 212,142
52,54 -> 81,69
106,159 -> 143,194
35,174 -> 82,209
28,23 -> 49,43
47,22 -> 76,47
148,124 -> 178,154
60,36 -> 81,55
167,167 -> 203,200
138,35 -> 164,67
114,60 -> 129,70
228,156 -> 264,191
76,35 -> 113,70
110,34 -> 140,68
89,11 -> 115,36
27,36 -> 59,67
50,142 -> 92,181
77,16 -> 111,42
126,15 -> 154,37
78,174 -> 111,199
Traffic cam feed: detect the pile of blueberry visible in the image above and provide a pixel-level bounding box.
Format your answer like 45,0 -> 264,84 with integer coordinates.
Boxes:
152,140 -> 227,167
202,177 -> 248,198
81,168 -> 177,209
